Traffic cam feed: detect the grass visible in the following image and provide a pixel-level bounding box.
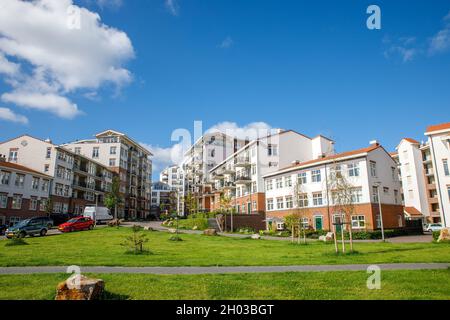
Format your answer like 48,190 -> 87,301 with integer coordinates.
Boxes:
0,227 -> 449,267
1,269 -> 449,300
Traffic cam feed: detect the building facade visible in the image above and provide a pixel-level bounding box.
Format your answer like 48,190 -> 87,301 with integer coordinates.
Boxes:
160,165 -> 183,190
208,130 -> 335,215
0,158 -> 52,225
263,143 -> 404,232
0,135 -> 114,216
150,181 -> 177,217
63,130 -> 152,219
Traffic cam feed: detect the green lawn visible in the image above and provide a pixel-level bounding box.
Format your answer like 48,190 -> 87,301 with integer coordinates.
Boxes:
1,270 -> 449,300
1,227 -> 449,267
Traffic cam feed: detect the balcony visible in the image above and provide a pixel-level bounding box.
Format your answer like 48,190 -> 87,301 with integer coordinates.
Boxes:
235,175 -> 252,184
235,157 -> 251,168
425,168 -> 434,176
222,181 -> 236,190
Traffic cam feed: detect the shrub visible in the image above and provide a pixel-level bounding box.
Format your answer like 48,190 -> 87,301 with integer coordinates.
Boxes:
168,235 -> 183,242
4,234 -> 28,247
433,231 -> 441,242
177,216 -> 209,230
121,225 -> 150,254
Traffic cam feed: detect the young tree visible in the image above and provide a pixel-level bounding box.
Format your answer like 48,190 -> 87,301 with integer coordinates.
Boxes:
292,179 -> 308,245
184,192 -> 198,216
327,162 -> 356,253
45,198 -> 53,217
104,176 -> 122,220
219,193 -> 234,232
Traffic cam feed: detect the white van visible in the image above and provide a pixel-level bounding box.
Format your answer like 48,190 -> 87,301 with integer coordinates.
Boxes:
83,206 -> 113,224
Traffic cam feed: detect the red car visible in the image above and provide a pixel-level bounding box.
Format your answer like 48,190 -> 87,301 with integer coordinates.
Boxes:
58,216 -> 95,233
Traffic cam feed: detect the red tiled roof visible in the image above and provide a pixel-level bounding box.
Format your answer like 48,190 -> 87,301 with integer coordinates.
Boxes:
426,122 -> 450,134
404,207 -> 423,217
0,161 -> 51,178
280,144 -> 381,171
403,138 -> 420,144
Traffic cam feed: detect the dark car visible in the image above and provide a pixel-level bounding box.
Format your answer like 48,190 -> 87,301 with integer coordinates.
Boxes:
5,217 -> 53,238
0,224 -> 7,235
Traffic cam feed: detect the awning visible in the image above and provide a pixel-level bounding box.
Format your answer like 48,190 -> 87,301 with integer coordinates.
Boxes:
404,207 -> 424,218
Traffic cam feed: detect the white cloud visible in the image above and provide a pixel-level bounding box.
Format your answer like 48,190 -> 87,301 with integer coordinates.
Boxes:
0,0 -> 134,119
165,0 -> 179,16
2,91 -> 81,119
140,142 -> 185,175
218,36 -> 234,49
383,37 -> 418,63
0,53 -> 20,75
0,107 -> 28,124
429,13 -> 450,54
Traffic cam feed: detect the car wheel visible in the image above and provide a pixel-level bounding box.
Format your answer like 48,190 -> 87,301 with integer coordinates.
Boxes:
18,231 -> 26,238
89,224 -> 94,230
40,229 -> 47,237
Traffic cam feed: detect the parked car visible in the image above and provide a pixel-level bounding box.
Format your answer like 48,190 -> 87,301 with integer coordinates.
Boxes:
58,216 -> 95,233
425,223 -> 443,232
5,218 -> 50,238
83,206 -> 113,224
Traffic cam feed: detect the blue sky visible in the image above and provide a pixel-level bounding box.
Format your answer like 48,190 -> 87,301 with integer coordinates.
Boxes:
0,0 -> 450,178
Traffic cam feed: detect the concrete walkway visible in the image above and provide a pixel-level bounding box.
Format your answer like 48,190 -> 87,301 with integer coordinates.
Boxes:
1,263 -> 448,275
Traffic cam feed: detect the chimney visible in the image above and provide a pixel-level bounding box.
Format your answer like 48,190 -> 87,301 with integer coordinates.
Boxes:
45,138 -> 52,144
370,140 -> 379,146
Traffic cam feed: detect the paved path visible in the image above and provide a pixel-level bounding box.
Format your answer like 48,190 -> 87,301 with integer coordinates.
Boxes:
1,263 -> 448,275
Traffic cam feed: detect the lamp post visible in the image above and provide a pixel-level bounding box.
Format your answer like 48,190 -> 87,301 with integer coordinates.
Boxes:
375,182 -> 385,241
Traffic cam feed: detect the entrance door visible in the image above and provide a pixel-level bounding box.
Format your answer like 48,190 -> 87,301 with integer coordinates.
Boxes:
247,202 -> 251,214
314,216 -> 323,230
333,214 -> 343,233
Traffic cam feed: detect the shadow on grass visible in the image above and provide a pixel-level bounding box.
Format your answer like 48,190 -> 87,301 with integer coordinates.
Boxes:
102,291 -> 130,300
4,239 -> 29,247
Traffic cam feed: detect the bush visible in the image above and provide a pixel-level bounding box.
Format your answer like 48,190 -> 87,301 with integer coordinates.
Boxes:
177,216 -> 209,230
237,227 -> 255,234
121,225 -> 150,254
4,235 -> 28,247
168,235 -> 183,242
433,231 -> 441,242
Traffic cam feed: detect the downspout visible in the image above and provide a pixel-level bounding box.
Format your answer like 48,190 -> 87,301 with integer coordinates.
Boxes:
430,136 -> 447,227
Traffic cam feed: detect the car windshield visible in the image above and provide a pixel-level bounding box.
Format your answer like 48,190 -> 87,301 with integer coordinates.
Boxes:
13,219 -> 30,228
67,218 -> 80,223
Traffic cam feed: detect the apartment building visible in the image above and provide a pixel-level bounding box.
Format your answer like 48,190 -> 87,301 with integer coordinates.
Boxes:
209,130 -> 335,215
263,142 -> 404,232
150,181 -> 177,216
160,165 -> 183,190
180,132 -> 248,213
0,135 -> 114,215
393,139 -> 440,223
0,157 -> 52,225
63,130 -> 152,219
425,123 -> 450,227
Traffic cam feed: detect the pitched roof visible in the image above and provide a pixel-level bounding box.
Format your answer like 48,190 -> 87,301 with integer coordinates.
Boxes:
425,122 -> 450,134
404,207 -> 423,217
0,161 -> 52,178
264,143 -> 383,178
403,138 -> 420,144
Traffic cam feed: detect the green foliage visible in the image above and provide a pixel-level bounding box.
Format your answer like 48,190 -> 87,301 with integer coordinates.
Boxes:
433,231 -> 441,242
4,234 -> 28,247
121,225 -> 150,254
177,216 -> 209,230
236,227 -> 255,234
169,235 -> 183,242
335,229 -> 422,240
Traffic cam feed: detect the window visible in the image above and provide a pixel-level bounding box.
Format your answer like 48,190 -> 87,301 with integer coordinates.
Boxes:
286,196 -> 293,209
297,172 -> 307,184
408,189 -> 414,200
276,178 -> 283,189
252,181 -> 257,193
252,201 -> 257,210
41,180 -> 49,192
350,188 -> 363,203
313,192 -> 323,206
15,174 -> 25,188
370,161 -> 377,177
383,187 -> 389,194
92,147 -> 99,158
266,180 -> 273,191
32,177 -> 40,190
276,197 -> 284,209
348,163 -> 360,177
46,147 -> 51,159
444,159 -> 449,176
40,198 -> 47,212
301,218 -> 309,228
331,165 -> 342,178
285,176 -> 292,187
251,165 -> 256,175
55,183 -> 64,196
44,164 -> 50,173
297,194 -> 308,208
109,159 -> 116,167
394,190 -> 399,204
391,167 -> 396,180
64,185 -> 70,197
267,199 -> 274,211
12,194 -> 22,209
372,186 -> 379,202
29,197 -> 38,211
268,144 -> 278,156
8,149 -> 18,162
0,193 -> 7,208
110,146 -> 117,155
0,171 -> 10,185
447,186 -> 450,201
312,170 -> 321,183
351,215 -> 366,229
74,147 -> 81,154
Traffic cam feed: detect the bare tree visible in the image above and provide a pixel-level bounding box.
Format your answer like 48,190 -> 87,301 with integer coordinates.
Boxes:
219,193 -> 234,232
292,178 -> 308,245
327,162 -> 357,253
